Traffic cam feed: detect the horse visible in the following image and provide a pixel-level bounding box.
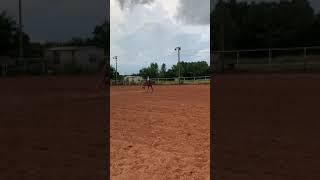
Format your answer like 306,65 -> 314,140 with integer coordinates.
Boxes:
142,79 -> 153,92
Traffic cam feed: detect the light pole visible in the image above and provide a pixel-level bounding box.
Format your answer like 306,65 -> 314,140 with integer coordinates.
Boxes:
175,47 -> 181,85
113,56 -> 118,85
18,0 -> 24,71
220,1 -> 225,73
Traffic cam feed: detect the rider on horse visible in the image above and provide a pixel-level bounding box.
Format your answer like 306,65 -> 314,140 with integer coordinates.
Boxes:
142,76 -> 153,92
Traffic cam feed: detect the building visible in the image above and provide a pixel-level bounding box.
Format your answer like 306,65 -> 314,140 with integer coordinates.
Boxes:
124,76 -> 144,85
45,46 -> 105,73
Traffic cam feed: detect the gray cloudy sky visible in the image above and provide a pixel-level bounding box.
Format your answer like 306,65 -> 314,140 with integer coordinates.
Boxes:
0,0 -> 107,42
111,0 -> 210,74
1,0 -> 319,74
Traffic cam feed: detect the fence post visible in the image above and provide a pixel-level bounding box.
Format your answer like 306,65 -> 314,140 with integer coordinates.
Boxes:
236,51 -> 239,65
304,47 -> 307,71
1,64 -> 7,76
268,48 -> 272,65
42,62 -> 45,74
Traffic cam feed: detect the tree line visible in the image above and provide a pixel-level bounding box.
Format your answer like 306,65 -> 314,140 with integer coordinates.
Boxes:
0,11 -> 108,58
0,11 -> 42,57
109,61 -> 210,81
135,61 -> 210,79
212,0 -> 320,51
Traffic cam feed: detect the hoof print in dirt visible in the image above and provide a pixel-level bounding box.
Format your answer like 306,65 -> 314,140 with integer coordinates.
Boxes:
124,145 -> 133,151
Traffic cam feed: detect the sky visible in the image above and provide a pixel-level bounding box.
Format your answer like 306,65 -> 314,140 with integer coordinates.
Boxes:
0,0 -> 107,42
111,0 -> 210,75
1,0 -> 320,74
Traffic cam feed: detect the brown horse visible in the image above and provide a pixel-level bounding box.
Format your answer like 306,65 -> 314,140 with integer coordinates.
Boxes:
142,80 -> 153,92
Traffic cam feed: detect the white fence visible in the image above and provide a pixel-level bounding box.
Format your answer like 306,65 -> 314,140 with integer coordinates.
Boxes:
110,76 -> 210,86
213,46 -> 320,72
151,76 -> 210,85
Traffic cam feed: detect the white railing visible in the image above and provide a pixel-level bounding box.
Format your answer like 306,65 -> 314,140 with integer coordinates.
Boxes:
213,46 -> 320,71
152,76 -> 210,85
213,46 -> 320,65
110,76 -> 210,86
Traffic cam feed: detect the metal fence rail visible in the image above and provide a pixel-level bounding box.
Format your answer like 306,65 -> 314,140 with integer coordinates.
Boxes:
152,76 -> 210,85
110,76 -> 210,86
0,57 -> 48,76
213,46 -> 320,72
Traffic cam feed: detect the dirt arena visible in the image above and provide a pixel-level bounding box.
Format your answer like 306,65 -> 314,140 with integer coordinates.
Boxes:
3,73 -> 320,179
0,76 -> 210,179
0,76 -> 106,180
214,73 -> 320,179
111,85 -> 210,179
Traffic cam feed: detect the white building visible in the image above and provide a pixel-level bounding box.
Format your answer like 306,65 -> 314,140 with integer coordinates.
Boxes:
45,46 -> 105,72
124,76 -> 144,85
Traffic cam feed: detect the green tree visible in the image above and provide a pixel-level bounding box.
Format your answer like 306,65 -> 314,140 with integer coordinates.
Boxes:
0,11 -> 32,58
110,65 -> 119,80
139,67 -> 148,78
150,62 -> 159,77
212,0 -> 316,50
92,21 -> 109,51
163,61 -> 210,78
159,63 -> 166,78
139,62 -> 159,78
165,68 -> 176,78
0,11 -> 17,57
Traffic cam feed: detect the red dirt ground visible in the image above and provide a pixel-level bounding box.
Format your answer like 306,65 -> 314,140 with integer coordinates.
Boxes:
0,76 -> 106,180
3,73 -> 319,179
214,73 -> 320,180
111,85 -> 210,179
